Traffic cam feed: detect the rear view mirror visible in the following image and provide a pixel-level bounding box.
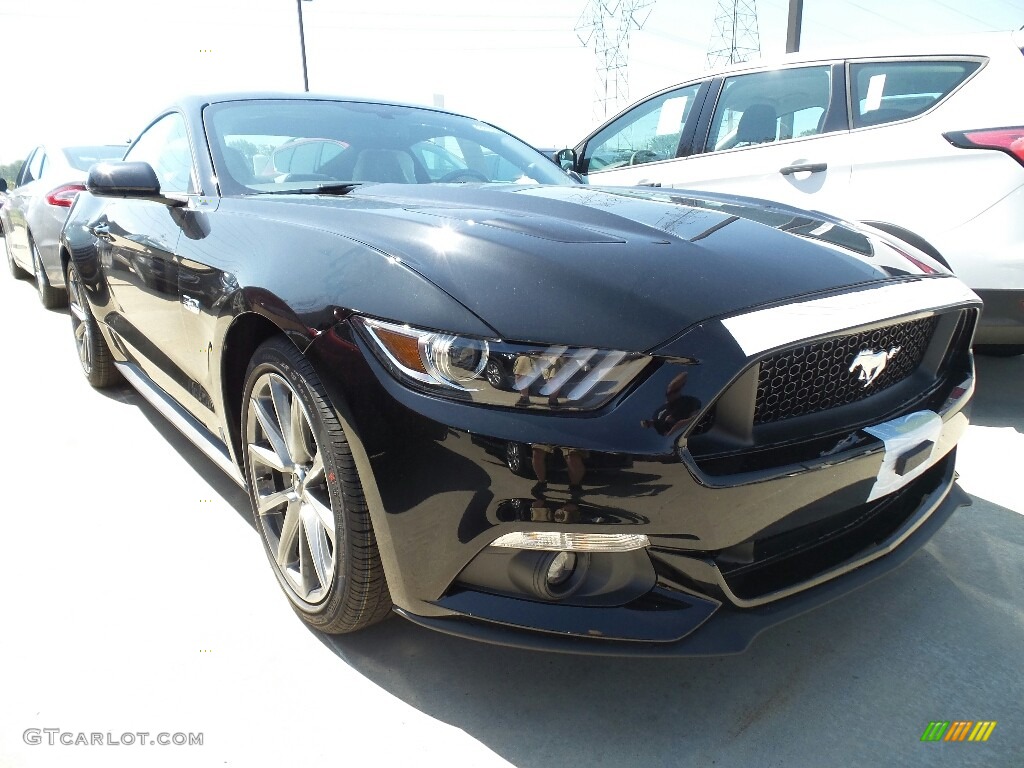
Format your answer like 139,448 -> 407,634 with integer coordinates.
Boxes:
555,148 -> 577,172
87,161 -> 186,207
0,177 -> 7,193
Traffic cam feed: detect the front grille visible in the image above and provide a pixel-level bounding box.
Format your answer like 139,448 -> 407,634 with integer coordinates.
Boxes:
753,316 -> 939,425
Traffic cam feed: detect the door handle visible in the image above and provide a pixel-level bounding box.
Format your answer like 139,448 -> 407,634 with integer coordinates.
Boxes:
779,162 -> 827,176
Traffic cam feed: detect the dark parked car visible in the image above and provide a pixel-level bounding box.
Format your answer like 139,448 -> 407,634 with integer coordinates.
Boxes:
60,93 -> 980,654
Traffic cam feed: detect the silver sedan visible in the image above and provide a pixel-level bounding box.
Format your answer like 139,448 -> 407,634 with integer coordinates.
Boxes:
1,144 -> 125,307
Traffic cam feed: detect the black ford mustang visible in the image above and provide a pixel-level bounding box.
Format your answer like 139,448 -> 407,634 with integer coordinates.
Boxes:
61,93 -> 980,654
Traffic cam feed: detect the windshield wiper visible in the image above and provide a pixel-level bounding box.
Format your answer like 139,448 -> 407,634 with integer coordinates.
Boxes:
270,182 -> 363,196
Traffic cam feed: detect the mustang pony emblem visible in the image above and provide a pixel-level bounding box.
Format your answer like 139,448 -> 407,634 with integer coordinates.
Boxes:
849,346 -> 902,387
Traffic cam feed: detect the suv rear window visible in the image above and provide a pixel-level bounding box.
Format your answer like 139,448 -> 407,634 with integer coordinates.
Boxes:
849,60 -> 981,128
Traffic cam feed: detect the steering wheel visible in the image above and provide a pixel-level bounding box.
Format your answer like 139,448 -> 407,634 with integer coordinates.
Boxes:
438,169 -> 489,183
629,150 -> 658,166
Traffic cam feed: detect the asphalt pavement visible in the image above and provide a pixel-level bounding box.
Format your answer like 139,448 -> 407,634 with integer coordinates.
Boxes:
0,250 -> 1020,768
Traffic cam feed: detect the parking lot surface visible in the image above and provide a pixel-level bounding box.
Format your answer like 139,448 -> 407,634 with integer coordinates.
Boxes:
0,251 -> 1020,768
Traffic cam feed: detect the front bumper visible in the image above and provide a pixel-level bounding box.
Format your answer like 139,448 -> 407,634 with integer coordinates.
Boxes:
306,289 -> 977,654
400,473 -> 969,656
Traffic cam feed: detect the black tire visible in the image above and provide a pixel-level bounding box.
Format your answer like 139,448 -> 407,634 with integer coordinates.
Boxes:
484,359 -> 504,388
505,441 -> 534,478
242,336 -> 392,634
66,260 -> 121,388
31,238 -> 67,309
5,234 -> 28,279
974,344 -> 1024,357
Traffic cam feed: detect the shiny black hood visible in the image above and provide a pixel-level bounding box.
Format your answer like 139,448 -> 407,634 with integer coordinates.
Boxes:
234,184 -> 931,351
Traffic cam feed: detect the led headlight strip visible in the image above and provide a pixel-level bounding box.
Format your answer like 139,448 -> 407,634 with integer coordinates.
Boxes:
358,317 -> 650,410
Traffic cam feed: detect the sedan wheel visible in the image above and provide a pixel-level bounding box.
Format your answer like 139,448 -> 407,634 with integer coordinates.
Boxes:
242,337 -> 391,633
505,441 -> 534,478
5,235 -> 28,279
66,261 -> 121,387
484,360 -> 504,388
32,239 -> 67,309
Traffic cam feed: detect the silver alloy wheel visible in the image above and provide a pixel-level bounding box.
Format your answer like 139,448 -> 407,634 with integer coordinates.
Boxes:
246,372 -> 336,604
67,265 -> 92,374
485,360 -> 503,387
506,441 -> 523,474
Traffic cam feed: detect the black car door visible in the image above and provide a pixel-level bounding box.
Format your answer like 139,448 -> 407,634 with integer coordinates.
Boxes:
98,112 -> 202,413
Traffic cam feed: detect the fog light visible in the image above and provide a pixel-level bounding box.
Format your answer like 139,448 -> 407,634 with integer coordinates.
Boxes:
546,551 -> 576,586
490,531 -> 649,552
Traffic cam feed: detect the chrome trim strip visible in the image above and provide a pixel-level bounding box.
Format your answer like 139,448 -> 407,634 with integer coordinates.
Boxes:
722,277 -> 980,356
115,362 -> 246,488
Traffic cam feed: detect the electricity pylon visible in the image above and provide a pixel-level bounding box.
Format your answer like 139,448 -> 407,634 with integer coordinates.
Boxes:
576,1 -> 655,121
706,0 -> 761,69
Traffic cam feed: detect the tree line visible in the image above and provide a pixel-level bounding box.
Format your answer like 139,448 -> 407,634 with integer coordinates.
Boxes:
1,159 -> 24,189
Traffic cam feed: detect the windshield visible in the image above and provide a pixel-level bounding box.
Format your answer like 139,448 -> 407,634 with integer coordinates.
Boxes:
62,145 -> 127,171
203,99 -> 573,194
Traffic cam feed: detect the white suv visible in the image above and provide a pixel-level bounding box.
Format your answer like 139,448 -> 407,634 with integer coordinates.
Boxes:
561,31 -> 1024,353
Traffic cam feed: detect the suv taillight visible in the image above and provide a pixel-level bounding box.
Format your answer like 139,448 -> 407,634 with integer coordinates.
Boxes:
944,126 -> 1024,168
45,183 -> 86,207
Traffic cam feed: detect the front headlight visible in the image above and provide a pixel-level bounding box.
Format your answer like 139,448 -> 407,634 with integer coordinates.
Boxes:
356,317 -> 650,411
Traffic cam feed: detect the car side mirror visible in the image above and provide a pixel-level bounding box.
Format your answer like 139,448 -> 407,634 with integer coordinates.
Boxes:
87,161 -> 187,207
0,177 -> 7,193
554,148 -> 578,172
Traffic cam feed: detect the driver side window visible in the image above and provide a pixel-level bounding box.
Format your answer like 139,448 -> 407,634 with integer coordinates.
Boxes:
583,84 -> 701,175
125,113 -> 196,194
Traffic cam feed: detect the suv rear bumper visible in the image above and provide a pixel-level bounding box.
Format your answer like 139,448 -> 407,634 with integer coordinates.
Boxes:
973,289 -> 1024,345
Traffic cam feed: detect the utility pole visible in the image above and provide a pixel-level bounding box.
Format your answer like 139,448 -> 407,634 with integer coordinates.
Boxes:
576,1 -> 656,121
706,0 -> 761,69
297,0 -> 311,92
786,0 -> 803,53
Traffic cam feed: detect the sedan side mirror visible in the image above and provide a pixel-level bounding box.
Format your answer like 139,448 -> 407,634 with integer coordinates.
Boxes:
554,148 -> 578,172
87,161 -> 187,207
0,177 -> 7,193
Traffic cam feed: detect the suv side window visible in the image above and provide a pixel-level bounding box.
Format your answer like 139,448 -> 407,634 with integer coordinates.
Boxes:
849,60 -> 981,128
125,113 -> 196,194
706,65 -> 833,152
582,84 -> 702,173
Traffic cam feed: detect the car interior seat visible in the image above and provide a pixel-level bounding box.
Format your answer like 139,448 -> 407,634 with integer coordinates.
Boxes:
221,147 -> 256,186
351,150 -> 417,183
735,104 -> 779,145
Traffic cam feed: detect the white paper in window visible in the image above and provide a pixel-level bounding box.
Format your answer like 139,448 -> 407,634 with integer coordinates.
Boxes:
864,74 -> 886,113
655,96 -> 688,136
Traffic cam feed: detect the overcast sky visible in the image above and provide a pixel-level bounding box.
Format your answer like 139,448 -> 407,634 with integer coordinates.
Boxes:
1,0 -> 1022,164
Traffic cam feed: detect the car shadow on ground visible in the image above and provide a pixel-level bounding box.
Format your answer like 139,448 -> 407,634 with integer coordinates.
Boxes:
318,492 -> 1022,766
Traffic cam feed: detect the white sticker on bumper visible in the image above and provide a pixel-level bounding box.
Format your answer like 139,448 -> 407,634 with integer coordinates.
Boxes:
864,410 -> 944,502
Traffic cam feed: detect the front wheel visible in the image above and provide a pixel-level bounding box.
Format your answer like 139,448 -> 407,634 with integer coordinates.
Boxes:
242,336 -> 392,633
